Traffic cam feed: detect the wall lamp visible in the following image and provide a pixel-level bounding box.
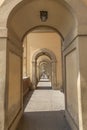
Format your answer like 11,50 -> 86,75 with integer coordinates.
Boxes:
40,11 -> 48,22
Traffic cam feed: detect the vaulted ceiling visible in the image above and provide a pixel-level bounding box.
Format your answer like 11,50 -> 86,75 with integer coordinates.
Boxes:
7,0 -> 76,41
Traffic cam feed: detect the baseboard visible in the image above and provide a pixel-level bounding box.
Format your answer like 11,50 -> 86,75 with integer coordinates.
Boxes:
8,108 -> 23,130
65,110 -> 79,130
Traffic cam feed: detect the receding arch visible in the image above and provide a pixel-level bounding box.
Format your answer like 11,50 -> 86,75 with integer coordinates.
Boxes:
32,48 -> 57,89
7,0 -> 77,45
37,58 -> 52,81
22,25 -> 64,42
32,48 -> 57,62
38,59 -> 52,81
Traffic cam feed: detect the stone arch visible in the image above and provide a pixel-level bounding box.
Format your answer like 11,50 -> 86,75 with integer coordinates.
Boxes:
37,58 -> 52,81
6,0 -> 77,44
32,48 -> 57,62
32,48 -> 57,89
39,59 -> 52,81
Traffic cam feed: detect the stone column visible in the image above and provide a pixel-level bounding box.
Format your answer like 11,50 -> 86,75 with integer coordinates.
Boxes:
78,36 -> 87,130
32,61 -> 37,89
0,37 -> 7,130
37,64 -> 39,81
51,61 -> 57,89
63,35 -> 86,130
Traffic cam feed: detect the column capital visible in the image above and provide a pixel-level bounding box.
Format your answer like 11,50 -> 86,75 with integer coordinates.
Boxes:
0,27 -> 7,38
32,60 -> 36,63
51,60 -> 57,63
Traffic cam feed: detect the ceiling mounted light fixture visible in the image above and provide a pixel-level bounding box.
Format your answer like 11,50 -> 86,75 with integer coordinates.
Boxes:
40,11 -> 48,22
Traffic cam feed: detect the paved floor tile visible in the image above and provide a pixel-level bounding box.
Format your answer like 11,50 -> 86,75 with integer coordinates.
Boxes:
16,81 -> 71,130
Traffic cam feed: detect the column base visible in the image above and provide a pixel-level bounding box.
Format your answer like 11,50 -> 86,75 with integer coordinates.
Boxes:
65,110 -> 79,130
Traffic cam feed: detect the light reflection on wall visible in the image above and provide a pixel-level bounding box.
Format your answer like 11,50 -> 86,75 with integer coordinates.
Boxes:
0,0 -> 5,7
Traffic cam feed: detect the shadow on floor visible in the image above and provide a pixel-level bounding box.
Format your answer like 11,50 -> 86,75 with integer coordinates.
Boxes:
36,86 -> 52,90
39,81 -> 50,82
23,86 -> 52,110
23,90 -> 34,110
16,110 -> 71,130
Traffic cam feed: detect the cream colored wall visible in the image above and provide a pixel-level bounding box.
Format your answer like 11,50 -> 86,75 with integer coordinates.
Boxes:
8,51 -> 21,127
63,38 -> 81,130
78,36 -> 87,130
23,32 -> 62,89
6,40 -> 23,130
66,49 -> 79,126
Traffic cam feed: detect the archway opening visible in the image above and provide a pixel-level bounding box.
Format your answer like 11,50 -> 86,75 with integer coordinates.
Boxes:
37,56 -> 51,81
6,0 -> 77,130
35,55 -> 52,89
32,47 -> 58,89
17,30 -> 66,130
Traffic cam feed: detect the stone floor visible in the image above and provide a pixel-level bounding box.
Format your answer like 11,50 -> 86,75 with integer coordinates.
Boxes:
16,80 -> 71,130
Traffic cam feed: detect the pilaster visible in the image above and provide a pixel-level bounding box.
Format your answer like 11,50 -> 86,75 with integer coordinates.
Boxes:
77,35 -> 87,130
32,61 -> 37,89
0,37 -> 7,130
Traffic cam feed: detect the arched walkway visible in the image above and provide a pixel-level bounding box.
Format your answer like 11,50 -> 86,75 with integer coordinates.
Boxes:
16,88 -> 69,130
32,48 -> 57,89
0,1 -> 78,130
38,59 -> 52,81
1,0 -> 87,130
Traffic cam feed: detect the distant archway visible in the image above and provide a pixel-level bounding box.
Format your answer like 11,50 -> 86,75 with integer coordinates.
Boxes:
38,59 -> 52,81
32,48 -> 57,89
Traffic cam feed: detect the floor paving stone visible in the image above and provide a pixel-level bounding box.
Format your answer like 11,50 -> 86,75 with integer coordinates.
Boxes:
16,81 -> 71,130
